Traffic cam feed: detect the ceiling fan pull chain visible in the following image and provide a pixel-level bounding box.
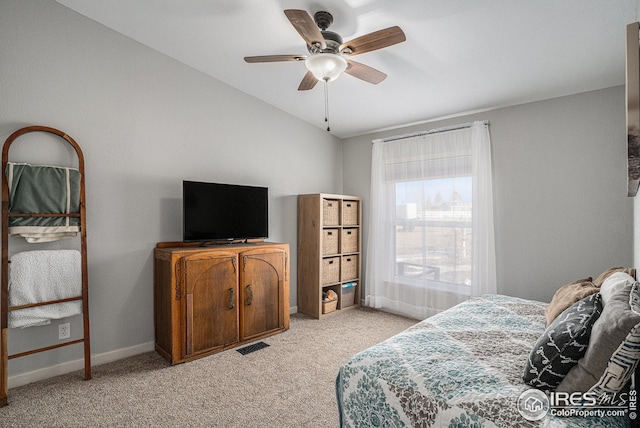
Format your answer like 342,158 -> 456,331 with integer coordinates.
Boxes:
324,79 -> 330,132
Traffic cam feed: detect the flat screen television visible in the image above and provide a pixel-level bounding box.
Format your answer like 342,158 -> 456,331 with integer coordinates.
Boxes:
183,180 -> 268,242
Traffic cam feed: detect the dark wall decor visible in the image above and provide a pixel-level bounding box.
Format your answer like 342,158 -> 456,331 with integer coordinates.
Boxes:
627,22 -> 640,197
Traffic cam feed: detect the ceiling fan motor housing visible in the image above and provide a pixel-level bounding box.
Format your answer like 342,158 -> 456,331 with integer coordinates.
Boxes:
304,11 -> 343,54
320,31 -> 343,53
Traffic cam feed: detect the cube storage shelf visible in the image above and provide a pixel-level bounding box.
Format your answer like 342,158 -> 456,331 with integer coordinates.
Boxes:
297,193 -> 362,318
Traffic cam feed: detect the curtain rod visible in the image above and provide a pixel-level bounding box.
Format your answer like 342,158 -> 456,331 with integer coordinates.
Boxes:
374,120 -> 489,144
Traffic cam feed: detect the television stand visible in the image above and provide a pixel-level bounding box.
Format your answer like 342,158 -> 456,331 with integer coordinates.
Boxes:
153,241 -> 289,364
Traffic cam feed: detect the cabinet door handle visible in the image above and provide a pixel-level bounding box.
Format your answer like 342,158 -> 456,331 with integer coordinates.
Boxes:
246,284 -> 253,306
229,288 -> 235,309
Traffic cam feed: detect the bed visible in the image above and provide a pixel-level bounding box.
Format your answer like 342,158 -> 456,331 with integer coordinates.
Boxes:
335,294 -> 632,427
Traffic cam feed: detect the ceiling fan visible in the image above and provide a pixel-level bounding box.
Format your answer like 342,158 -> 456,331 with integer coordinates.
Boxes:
244,9 -> 406,91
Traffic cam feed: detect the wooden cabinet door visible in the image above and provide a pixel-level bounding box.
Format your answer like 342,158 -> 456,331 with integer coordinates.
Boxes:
181,252 -> 239,357
240,248 -> 286,340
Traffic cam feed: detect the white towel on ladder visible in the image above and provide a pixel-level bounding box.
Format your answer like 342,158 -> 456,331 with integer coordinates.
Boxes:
8,250 -> 83,328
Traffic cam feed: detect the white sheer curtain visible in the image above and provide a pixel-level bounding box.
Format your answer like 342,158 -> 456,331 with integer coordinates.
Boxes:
365,121 -> 496,319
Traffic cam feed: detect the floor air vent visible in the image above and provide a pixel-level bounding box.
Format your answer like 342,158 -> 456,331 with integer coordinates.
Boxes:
236,341 -> 270,355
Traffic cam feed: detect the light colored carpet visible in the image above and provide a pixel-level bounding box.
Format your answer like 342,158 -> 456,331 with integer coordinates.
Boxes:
0,307 -> 416,427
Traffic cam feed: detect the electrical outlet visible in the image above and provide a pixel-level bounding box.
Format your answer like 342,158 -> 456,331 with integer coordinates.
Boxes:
58,323 -> 70,340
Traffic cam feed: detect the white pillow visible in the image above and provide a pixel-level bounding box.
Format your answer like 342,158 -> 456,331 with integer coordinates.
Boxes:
600,272 -> 635,306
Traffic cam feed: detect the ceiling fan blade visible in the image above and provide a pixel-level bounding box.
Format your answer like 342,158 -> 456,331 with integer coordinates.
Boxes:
284,9 -> 326,50
345,60 -> 387,84
244,54 -> 306,63
298,71 -> 319,91
340,26 -> 406,56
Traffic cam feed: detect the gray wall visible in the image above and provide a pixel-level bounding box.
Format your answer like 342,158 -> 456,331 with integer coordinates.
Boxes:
344,86 -> 634,303
0,1 -> 342,379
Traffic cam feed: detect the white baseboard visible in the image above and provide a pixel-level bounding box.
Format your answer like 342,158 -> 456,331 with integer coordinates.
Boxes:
8,341 -> 155,389
9,308 -> 301,388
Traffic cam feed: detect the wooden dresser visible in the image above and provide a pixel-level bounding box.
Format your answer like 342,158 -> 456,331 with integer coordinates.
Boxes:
153,241 -> 289,364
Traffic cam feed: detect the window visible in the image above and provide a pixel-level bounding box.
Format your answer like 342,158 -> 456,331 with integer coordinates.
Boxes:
395,176 -> 472,287
366,121 -> 495,319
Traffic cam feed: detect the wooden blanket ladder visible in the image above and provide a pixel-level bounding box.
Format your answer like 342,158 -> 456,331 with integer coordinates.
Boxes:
0,125 -> 91,407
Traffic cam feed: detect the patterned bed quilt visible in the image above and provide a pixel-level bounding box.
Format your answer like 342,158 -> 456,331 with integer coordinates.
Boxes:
336,295 -> 630,427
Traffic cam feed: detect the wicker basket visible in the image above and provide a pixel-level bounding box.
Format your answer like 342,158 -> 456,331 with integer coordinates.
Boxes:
322,257 -> 340,285
322,229 -> 339,255
341,228 -> 358,253
323,199 -> 340,226
341,255 -> 358,281
322,298 -> 338,314
342,200 -> 359,226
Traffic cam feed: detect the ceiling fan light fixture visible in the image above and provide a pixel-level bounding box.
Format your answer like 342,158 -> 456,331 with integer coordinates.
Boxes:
305,53 -> 348,82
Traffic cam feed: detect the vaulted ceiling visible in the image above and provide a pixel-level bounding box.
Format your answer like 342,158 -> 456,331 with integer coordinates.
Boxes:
56,0 -> 638,138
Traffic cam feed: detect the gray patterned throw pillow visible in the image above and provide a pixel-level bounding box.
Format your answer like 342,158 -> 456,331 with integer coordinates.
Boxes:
523,293 -> 602,390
